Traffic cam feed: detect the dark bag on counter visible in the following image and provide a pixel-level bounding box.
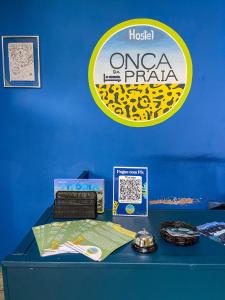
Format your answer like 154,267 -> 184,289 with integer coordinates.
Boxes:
53,191 -> 97,219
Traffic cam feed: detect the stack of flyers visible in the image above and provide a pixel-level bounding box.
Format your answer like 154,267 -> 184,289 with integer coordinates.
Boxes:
33,220 -> 136,261
65,221 -> 135,261
197,222 -> 225,245
33,221 -> 80,256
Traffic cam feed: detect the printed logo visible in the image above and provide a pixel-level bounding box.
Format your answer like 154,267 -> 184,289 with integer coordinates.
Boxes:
88,19 -> 192,127
86,247 -> 99,254
125,204 -> 135,214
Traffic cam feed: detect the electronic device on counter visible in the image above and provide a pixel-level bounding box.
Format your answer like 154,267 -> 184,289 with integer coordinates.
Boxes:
53,191 -> 97,219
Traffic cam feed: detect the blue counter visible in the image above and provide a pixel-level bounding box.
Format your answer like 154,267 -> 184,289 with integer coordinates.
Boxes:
3,208 -> 225,300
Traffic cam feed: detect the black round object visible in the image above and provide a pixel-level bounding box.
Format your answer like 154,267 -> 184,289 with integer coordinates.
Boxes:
160,221 -> 199,246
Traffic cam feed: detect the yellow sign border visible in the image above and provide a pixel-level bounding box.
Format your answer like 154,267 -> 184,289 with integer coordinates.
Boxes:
88,19 -> 192,127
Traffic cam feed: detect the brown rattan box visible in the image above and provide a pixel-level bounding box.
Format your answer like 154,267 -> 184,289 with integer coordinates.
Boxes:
160,221 -> 199,246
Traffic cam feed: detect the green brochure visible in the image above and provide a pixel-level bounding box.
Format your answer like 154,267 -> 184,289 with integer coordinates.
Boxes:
33,222 -> 67,256
66,221 -> 135,261
33,220 -> 135,260
33,224 -> 46,255
42,221 -> 75,256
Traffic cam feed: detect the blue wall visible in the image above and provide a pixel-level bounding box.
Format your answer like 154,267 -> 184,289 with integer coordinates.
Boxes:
1,0 -> 225,260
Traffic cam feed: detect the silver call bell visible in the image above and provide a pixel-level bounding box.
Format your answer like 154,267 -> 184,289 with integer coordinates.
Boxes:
132,228 -> 157,253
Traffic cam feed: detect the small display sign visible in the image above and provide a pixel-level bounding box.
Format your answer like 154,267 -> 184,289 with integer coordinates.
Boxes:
113,166 -> 148,216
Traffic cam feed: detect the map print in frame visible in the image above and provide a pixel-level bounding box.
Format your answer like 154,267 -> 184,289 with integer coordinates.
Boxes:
2,36 -> 41,88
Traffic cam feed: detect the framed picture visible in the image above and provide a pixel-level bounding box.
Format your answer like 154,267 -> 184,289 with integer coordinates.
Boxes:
1,36 -> 41,88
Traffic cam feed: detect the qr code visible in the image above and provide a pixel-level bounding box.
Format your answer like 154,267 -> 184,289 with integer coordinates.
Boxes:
118,176 -> 142,203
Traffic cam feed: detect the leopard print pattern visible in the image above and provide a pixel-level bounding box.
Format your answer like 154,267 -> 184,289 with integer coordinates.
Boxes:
95,83 -> 185,121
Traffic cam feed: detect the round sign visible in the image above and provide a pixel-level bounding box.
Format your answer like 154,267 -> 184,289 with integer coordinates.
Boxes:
88,19 -> 192,127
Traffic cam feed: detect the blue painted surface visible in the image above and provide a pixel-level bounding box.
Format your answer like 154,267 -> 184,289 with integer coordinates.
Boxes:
3,209 -> 225,300
1,0 -> 225,260
5,208 -> 225,265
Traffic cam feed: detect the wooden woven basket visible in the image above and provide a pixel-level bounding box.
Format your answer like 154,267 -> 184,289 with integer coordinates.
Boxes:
160,221 -> 199,246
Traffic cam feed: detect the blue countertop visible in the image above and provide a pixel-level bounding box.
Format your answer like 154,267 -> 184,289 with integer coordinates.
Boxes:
3,207 -> 225,269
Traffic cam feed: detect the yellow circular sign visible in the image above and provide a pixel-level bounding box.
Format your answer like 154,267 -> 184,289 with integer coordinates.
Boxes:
88,19 -> 192,127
